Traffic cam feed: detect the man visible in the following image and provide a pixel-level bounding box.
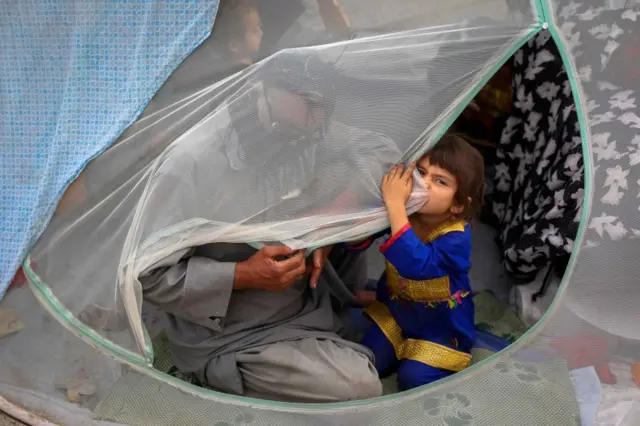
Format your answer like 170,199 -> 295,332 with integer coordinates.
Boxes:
137,51 -> 394,402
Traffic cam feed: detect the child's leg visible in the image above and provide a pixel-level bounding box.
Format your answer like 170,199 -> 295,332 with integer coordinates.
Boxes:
397,359 -> 452,390
360,322 -> 399,378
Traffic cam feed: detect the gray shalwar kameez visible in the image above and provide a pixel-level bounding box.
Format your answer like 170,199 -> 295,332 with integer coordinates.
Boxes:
140,244 -> 382,402
137,98 -> 400,401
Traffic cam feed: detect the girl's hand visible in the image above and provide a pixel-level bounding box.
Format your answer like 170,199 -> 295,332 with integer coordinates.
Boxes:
381,163 -> 416,209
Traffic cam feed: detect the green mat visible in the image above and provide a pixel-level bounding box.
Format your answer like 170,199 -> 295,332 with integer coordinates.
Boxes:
473,291 -> 529,343
151,332 -> 201,386
95,292 -> 580,425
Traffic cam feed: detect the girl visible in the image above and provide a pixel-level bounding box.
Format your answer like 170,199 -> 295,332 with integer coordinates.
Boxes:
351,134 -> 485,390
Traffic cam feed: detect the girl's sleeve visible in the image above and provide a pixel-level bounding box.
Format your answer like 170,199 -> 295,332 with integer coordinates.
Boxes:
380,224 -> 470,280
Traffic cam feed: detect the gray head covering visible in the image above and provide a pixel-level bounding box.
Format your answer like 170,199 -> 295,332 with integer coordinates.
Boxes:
262,50 -> 337,115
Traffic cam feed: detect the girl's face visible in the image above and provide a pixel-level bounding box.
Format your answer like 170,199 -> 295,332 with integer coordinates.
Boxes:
415,157 -> 463,218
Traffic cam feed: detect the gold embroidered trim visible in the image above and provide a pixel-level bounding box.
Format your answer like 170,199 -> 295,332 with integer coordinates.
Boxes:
422,220 -> 466,243
383,221 -> 467,302
423,290 -> 471,308
386,261 -> 451,301
364,302 -> 472,372
364,302 -> 404,358
402,339 -> 472,372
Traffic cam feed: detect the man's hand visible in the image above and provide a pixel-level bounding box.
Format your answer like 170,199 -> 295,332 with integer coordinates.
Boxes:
316,0 -> 351,38
234,246 -> 307,291
307,245 -> 333,289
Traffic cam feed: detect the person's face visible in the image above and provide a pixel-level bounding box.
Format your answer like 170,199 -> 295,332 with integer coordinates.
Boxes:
415,157 -> 463,217
265,88 -> 327,146
240,8 -> 263,56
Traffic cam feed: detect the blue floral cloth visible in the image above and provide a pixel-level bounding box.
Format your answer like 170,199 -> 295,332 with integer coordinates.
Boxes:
0,0 -> 219,299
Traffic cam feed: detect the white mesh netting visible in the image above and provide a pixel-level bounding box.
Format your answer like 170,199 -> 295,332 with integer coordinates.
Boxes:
1,0 -> 640,425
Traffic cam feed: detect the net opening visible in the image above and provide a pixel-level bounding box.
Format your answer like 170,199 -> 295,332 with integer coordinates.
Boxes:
127,30 -> 586,403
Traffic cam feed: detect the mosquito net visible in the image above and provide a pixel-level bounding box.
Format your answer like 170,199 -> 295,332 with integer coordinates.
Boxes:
1,0 -> 639,425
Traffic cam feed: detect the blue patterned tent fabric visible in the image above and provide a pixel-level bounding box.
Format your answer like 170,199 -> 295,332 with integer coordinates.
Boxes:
0,0 -> 219,299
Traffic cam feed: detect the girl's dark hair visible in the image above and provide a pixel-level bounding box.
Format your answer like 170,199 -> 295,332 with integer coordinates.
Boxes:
424,134 -> 485,220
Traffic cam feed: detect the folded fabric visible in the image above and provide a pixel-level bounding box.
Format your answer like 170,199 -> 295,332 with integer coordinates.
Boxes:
570,366 -> 603,426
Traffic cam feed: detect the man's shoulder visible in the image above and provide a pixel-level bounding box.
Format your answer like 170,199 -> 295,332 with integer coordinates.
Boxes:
326,122 -> 401,155
154,111 -> 234,176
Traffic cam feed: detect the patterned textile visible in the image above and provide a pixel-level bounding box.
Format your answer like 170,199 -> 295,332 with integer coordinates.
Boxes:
0,1 -> 219,299
487,30 -> 583,281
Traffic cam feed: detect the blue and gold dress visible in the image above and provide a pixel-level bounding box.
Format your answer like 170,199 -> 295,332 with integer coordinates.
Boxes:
352,220 -> 475,390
